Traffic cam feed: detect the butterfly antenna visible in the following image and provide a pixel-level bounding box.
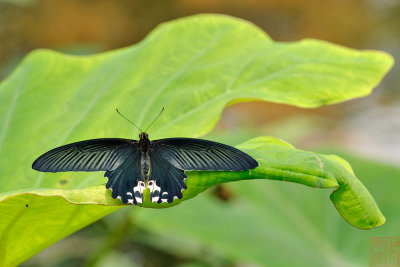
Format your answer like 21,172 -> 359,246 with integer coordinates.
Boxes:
144,107 -> 165,133
116,109 -> 143,132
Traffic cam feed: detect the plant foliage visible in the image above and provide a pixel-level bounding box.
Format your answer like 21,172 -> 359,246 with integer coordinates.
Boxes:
0,14 -> 393,265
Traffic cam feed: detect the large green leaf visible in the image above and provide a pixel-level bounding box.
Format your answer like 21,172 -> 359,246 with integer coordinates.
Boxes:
0,136 -> 386,265
134,153 -> 400,267
0,14 -> 392,265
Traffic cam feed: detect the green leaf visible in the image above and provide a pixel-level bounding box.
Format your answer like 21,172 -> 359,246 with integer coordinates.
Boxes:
0,14 -> 392,265
133,152 -> 400,266
0,136 -> 386,265
240,137 -> 385,229
0,194 -> 119,266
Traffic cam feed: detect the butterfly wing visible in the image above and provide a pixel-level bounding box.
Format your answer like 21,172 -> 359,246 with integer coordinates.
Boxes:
32,138 -> 136,172
104,148 -> 145,205
148,149 -> 187,203
151,138 -> 258,171
33,138 -> 145,205
148,138 -> 257,203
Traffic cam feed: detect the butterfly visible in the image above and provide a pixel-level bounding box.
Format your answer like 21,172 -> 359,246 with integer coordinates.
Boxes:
32,109 -> 258,205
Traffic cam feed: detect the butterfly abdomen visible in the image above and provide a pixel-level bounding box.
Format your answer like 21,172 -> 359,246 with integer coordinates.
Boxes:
140,151 -> 150,179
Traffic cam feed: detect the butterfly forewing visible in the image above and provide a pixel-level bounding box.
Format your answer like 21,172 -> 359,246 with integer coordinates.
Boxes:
151,138 -> 258,171
32,138 -> 136,172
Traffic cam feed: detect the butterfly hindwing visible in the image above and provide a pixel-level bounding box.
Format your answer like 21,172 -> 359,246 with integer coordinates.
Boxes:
149,149 -> 187,203
151,138 -> 258,171
105,147 -> 145,205
32,138 -> 136,172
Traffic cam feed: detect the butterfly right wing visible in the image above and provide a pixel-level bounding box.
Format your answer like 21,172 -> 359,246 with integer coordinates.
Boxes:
147,138 -> 258,204
32,138 -> 136,172
151,138 -> 258,171
148,149 -> 187,204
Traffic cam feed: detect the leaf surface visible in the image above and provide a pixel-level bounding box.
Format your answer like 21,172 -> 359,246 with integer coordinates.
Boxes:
0,14 -> 392,265
133,152 -> 400,266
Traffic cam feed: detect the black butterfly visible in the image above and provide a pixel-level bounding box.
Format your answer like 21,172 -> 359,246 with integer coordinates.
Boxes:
32,109 -> 258,205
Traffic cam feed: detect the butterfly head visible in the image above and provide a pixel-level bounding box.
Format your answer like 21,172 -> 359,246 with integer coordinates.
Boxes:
139,132 -> 149,141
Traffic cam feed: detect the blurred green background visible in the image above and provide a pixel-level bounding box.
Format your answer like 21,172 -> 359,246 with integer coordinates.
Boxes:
0,0 -> 399,266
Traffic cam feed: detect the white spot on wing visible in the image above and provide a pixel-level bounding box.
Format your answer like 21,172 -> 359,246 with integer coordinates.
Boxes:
159,191 -> 170,203
133,181 -> 145,204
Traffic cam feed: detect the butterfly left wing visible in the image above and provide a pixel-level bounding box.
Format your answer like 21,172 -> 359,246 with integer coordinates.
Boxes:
32,138 -> 136,172
105,147 -> 145,205
32,138 -> 145,205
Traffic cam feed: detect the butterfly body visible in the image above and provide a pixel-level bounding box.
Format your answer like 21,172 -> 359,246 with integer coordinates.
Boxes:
138,132 -> 151,180
33,132 -> 258,205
